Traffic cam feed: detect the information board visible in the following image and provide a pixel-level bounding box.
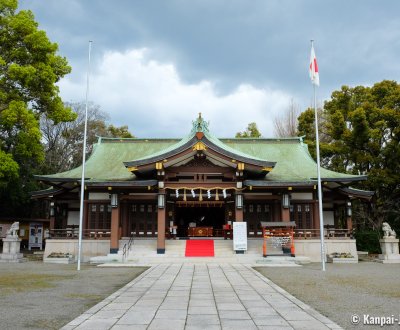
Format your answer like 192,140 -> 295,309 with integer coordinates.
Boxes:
29,223 -> 43,250
233,222 -> 247,251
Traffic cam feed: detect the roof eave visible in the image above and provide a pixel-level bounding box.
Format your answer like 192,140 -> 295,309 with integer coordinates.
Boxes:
310,176 -> 368,183
124,135 -> 276,170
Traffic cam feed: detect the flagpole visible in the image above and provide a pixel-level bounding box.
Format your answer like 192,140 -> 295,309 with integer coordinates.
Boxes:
311,40 -> 326,271
77,40 -> 92,271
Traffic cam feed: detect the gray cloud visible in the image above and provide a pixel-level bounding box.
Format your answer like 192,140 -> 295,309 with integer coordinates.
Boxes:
19,0 -> 400,136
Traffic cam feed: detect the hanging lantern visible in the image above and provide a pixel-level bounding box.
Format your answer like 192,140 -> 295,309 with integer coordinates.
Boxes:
282,193 -> 290,208
175,189 -> 179,198
110,194 -> 118,208
158,194 -> 165,209
222,189 -> 227,199
191,189 -> 196,198
207,190 -> 211,199
236,194 -> 243,209
347,201 -> 352,217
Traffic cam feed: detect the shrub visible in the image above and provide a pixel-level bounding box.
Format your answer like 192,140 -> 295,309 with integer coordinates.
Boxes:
354,230 -> 381,254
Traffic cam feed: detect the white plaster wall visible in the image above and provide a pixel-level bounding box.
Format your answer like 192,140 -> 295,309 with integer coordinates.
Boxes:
67,211 -> 80,226
291,192 -> 313,200
89,192 -> 110,200
323,211 -> 335,226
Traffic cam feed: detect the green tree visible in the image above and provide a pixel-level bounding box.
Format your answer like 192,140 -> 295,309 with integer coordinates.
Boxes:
235,122 -> 262,138
0,0 -> 75,215
298,80 -> 400,230
105,124 -> 134,138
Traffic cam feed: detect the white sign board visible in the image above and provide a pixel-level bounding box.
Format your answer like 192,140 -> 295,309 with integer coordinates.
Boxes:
233,222 -> 247,251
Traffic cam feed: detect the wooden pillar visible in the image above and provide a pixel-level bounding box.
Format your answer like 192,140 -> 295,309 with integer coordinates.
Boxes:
313,200 -> 320,230
49,216 -> 55,230
346,201 -> 353,231
346,216 -> 353,231
281,193 -> 290,221
273,200 -> 280,221
156,187 -> 167,254
235,193 -> 243,222
235,209 -> 243,222
110,204 -> 120,254
157,208 -> 166,254
281,207 -> 290,222
83,199 -> 89,232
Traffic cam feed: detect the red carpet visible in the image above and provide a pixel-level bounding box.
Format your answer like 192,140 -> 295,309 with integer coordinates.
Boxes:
185,240 -> 214,257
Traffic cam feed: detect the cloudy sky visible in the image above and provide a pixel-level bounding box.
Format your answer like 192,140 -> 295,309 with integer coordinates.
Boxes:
19,0 -> 400,138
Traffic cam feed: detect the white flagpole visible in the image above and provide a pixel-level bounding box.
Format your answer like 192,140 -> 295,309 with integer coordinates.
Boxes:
311,40 -> 326,271
77,40 -> 92,271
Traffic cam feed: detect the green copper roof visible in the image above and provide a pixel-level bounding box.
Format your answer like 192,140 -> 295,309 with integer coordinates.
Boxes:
37,115 -> 365,184
221,138 -> 363,183
37,138 -> 179,182
37,136 -> 363,184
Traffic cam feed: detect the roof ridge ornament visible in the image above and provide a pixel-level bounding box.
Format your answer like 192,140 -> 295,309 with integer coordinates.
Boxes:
191,112 -> 210,134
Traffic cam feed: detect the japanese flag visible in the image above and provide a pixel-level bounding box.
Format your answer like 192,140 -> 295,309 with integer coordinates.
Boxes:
309,44 -> 319,86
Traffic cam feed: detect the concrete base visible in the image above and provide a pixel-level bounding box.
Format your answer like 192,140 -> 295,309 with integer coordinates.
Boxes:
0,252 -> 25,263
90,238 -> 356,265
327,257 -> 358,263
377,256 -> 400,263
1,236 -> 24,263
378,237 -> 400,263
44,239 -> 110,263
44,257 -> 75,264
257,256 -> 311,265
295,239 -> 358,262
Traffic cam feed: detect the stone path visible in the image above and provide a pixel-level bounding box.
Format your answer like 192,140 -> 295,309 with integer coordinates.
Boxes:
61,263 -> 342,329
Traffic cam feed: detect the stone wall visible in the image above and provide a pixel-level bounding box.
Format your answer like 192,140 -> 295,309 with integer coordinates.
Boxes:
295,239 -> 357,262
44,239 -> 111,262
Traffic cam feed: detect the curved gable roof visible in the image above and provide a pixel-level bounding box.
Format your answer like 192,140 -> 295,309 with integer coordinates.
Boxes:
35,117 -> 366,186
123,115 -> 275,170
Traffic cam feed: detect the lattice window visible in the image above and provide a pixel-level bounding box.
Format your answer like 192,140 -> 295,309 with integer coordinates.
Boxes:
297,204 -> 303,228
305,204 -> 311,228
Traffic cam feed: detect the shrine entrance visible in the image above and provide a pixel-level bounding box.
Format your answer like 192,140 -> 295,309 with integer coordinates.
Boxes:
175,205 -> 226,237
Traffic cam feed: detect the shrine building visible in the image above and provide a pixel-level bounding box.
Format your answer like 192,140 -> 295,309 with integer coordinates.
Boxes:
33,115 -> 373,259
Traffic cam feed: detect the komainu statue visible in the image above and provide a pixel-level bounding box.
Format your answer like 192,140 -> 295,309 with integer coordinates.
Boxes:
6,222 -> 19,237
382,222 -> 396,238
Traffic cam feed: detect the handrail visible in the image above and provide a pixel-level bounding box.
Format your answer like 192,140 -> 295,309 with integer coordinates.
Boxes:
122,234 -> 134,261
293,228 -> 353,239
48,228 -> 111,239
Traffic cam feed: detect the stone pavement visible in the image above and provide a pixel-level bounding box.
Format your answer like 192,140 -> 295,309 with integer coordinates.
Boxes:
61,263 -> 342,330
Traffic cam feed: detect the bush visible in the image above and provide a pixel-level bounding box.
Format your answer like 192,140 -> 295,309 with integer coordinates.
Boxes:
354,230 -> 381,254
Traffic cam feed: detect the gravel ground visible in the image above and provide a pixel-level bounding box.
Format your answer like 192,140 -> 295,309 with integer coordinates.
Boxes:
1,259 -> 398,330
0,261 -> 147,330
255,261 -> 400,330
